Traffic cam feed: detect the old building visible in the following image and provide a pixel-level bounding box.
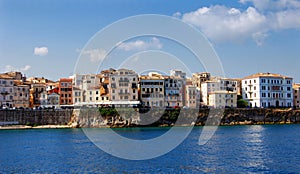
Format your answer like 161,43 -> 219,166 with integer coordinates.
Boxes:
164,76 -> 184,107
13,82 -> 30,108
109,69 -> 139,107
201,77 -> 239,106
242,73 -> 293,108
140,72 -> 165,107
192,72 -> 211,89
59,78 -> 73,105
293,83 -> 300,108
0,74 -> 14,108
29,83 -> 46,108
208,91 -> 237,108
185,80 -> 200,108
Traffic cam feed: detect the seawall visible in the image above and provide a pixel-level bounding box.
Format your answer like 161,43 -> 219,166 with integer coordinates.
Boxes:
0,109 -> 73,126
1,108 -> 300,128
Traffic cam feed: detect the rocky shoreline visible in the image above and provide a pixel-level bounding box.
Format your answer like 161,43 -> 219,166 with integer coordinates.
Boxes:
1,108 -> 300,129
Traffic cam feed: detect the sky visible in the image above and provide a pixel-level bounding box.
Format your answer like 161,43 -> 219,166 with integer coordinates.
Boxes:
0,0 -> 300,82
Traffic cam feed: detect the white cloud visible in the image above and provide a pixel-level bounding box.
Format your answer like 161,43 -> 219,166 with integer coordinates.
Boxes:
182,6 -> 266,44
34,47 -> 48,56
79,48 -> 107,62
172,12 -> 182,18
1,65 -> 31,73
117,37 -> 163,51
179,0 -> 300,45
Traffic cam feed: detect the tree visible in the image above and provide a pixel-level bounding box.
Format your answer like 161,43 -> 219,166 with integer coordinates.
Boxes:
237,99 -> 248,108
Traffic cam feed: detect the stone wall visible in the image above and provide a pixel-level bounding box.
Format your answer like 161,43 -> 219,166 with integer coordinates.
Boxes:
0,109 -> 73,126
1,108 -> 300,127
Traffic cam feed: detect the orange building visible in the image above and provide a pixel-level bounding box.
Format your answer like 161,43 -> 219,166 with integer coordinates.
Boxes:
59,78 -> 73,105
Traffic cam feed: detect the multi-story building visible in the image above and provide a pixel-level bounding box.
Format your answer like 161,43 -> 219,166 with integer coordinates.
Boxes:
86,86 -> 101,103
109,69 -> 139,106
208,91 -> 237,108
73,87 -> 82,104
0,74 -> 14,108
59,78 -> 73,105
242,73 -> 293,108
164,76 -> 184,107
192,72 -> 211,89
140,72 -> 165,107
29,83 -> 46,108
185,84 -> 200,108
13,82 -> 30,108
201,77 -> 239,106
40,92 -> 60,108
99,69 -> 116,102
293,84 -> 300,108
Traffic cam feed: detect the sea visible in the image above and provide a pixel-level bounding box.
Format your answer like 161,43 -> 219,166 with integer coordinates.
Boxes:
1,125 -> 300,173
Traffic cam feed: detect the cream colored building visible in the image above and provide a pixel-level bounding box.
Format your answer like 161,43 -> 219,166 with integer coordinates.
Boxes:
293,84 -> 300,108
201,77 -> 240,106
109,69 -> 139,106
185,84 -> 200,108
140,72 -> 165,107
0,74 -> 14,108
13,84 -> 30,108
208,91 -> 237,108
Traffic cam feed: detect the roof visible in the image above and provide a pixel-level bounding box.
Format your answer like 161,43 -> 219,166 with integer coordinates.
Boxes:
59,78 -> 72,82
140,75 -> 164,80
243,73 -> 293,79
293,84 -> 300,88
0,74 -> 14,79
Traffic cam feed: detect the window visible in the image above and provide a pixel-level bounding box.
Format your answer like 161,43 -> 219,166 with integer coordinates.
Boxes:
287,87 -> 291,91
133,89 -> 135,93
287,94 -> 291,98
96,97 -> 99,101
96,91 -> 98,94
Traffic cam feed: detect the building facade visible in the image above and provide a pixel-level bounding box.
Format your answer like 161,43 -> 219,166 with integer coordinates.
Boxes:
13,84 -> 30,108
59,78 -> 73,105
201,77 -> 240,106
140,72 -> 165,107
242,73 -> 293,108
192,72 -> 211,89
0,74 -> 14,108
208,91 -> 237,108
185,84 -> 200,108
293,84 -> 300,108
109,69 -> 139,106
164,76 -> 184,107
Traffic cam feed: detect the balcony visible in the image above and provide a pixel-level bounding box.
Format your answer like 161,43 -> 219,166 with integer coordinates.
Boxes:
118,92 -> 130,95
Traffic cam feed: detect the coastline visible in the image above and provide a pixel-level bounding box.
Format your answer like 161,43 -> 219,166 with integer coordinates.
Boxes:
0,125 -> 72,130
0,121 -> 297,130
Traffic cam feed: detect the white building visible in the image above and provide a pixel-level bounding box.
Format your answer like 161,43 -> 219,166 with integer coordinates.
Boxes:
242,73 -> 293,108
208,91 -> 237,108
40,92 -> 60,108
293,84 -> 300,108
140,72 -> 165,107
109,69 -> 139,107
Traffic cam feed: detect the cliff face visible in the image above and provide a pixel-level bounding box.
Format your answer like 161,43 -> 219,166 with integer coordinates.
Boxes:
1,108 -> 300,127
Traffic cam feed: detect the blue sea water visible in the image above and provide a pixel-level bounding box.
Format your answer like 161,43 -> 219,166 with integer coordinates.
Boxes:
1,125 -> 300,173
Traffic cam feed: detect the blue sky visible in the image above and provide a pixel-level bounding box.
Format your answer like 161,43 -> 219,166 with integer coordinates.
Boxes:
1,0 -> 300,82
